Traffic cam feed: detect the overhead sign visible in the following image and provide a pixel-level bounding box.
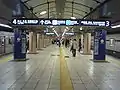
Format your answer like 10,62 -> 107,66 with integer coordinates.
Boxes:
12,18 -> 111,27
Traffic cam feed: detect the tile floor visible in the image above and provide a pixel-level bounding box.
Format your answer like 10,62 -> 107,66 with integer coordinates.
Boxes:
0,45 -> 119,90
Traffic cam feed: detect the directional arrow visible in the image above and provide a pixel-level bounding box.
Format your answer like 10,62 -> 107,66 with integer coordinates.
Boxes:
40,20 -> 44,25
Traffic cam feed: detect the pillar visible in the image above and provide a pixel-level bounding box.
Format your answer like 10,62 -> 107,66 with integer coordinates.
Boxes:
83,33 -> 91,55
14,29 -> 27,60
41,34 -> 44,48
39,34 -> 42,49
93,30 -> 106,61
37,33 -> 40,50
44,36 -> 46,47
81,34 -> 84,51
28,31 -> 37,54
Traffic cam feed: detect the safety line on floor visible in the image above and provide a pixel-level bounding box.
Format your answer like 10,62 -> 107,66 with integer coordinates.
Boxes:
0,55 -> 12,64
60,47 -> 73,90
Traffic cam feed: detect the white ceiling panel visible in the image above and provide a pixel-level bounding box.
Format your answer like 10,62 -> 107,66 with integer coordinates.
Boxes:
22,0 -> 106,18
27,0 -> 47,7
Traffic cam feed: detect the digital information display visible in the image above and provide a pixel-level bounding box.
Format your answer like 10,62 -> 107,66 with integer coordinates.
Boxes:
12,18 -> 111,27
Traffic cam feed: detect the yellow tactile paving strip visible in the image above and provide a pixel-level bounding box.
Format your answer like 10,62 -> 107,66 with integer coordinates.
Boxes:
60,47 -> 73,90
0,55 -> 12,64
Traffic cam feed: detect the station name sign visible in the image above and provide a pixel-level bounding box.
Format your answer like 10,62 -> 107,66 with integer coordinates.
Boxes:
12,18 -> 111,27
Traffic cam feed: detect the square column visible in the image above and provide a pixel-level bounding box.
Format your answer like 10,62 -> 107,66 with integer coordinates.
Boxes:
28,32 -> 37,54
83,33 -> 92,55
41,34 -> 44,48
44,36 -> 46,48
81,34 -> 84,51
39,34 -> 42,49
37,34 -> 41,50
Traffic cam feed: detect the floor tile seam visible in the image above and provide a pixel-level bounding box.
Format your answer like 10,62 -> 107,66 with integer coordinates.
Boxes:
47,56 -> 59,90
12,56 -> 50,89
21,55 -> 52,90
8,47 -> 56,89
0,62 -> 28,79
8,60 -> 46,89
29,58 -> 50,79
67,56 -> 87,90
8,60 -> 41,89
84,71 -> 100,88
34,54 -> 57,90
75,64 -> 99,89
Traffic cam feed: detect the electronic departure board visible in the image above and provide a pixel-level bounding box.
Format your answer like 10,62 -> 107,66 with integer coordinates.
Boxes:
12,18 -> 111,27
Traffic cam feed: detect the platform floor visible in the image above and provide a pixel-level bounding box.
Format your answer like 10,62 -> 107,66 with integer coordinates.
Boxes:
0,45 -> 120,90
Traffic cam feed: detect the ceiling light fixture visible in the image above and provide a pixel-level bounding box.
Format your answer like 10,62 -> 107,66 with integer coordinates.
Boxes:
111,24 -> 120,28
50,26 -> 53,28
71,17 -> 76,19
0,23 -> 12,29
66,27 -> 69,29
62,29 -> 67,37
40,11 -> 47,15
53,29 -> 59,37
80,27 -> 83,30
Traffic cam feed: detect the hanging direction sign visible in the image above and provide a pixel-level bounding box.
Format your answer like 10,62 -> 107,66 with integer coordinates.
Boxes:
12,18 -> 111,27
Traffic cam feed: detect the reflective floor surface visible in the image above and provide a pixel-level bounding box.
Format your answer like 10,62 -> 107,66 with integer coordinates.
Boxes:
0,45 -> 120,90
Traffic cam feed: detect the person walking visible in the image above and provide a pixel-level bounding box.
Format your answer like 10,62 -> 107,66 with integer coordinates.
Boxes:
72,39 -> 77,57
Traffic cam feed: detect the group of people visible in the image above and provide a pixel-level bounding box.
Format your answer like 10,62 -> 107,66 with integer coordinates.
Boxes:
52,38 -> 82,57
63,38 -> 82,57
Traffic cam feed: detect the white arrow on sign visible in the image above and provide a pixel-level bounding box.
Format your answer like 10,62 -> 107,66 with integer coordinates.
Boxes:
40,20 -> 44,25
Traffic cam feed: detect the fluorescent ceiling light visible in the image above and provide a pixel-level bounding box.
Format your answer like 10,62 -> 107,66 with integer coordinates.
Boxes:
80,27 -> 83,30
50,26 -> 53,28
62,29 -> 67,37
0,23 -> 12,29
71,17 -> 76,19
53,29 -> 59,37
111,24 -> 120,28
40,11 -> 47,15
66,27 -> 69,29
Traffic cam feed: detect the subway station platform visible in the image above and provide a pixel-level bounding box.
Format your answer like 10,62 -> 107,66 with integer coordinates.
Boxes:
0,45 -> 120,90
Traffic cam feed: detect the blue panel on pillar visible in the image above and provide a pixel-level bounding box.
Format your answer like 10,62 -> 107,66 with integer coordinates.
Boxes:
14,29 -> 26,60
93,30 -> 106,61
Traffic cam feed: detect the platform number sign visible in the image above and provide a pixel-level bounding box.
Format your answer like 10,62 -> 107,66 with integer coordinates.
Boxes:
13,19 -> 17,24
106,21 -> 110,27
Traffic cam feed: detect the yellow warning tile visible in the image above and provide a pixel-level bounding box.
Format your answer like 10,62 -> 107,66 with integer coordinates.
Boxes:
60,47 -> 73,90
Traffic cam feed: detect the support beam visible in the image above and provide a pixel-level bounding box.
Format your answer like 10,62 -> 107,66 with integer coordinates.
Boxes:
64,10 -> 84,17
32,1 -> 55,9
83,0 -> 112,19
23,0 -> 32,3
38,10 -> 84,17
92,0 -> 101,3
48,2 -> 49,18
34,6 -> 88,15
66,1 -> 92,9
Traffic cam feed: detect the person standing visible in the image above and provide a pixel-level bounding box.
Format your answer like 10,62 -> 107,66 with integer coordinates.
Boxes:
72,39 -> 77,57
78,39 -> 81,52
70,39 -> 73,51
65,39 -> 67,48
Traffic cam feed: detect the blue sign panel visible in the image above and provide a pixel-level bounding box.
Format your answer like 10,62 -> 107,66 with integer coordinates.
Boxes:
93,30 -> 106,61
14,29 -> 26,60
12,18 -> 111,27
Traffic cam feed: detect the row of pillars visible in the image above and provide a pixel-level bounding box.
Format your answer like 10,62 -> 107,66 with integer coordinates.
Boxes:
28,31 -> 51,54
80,33 -> 92,55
